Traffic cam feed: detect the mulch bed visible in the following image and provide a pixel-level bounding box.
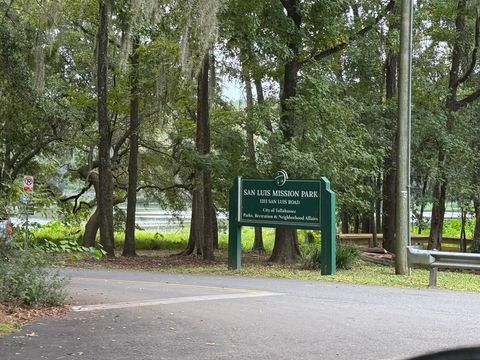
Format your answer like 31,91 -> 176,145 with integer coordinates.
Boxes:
0,303 -> 70,330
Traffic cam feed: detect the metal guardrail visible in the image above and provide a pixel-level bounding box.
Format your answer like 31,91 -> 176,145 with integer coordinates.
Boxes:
407,245 -> 480,287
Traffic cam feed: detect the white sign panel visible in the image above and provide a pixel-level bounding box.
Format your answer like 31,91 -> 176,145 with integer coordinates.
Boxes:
23,175 -> 34,193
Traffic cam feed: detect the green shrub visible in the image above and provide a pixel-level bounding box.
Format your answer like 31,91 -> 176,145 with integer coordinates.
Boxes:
299,242 -> 321,270
336,243 -> 360,270
0,245 -> 68,307
299,242 -> 360,270
39,238 -> 106,260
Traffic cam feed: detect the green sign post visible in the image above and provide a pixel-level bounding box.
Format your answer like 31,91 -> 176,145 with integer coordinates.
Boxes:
228,172 -> 336,275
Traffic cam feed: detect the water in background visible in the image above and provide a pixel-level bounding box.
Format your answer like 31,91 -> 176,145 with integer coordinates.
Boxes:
12,204 -> 227,232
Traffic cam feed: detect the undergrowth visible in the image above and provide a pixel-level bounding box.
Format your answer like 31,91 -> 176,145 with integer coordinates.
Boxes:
0,242 -> 68,307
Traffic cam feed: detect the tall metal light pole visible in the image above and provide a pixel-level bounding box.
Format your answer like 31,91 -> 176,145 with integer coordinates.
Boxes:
395,0 -> 413,275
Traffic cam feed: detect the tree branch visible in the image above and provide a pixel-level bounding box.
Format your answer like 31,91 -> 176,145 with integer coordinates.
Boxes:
457,87 -> 480,109
137,184 -> 191,192
457,9 -> 480,85
139,141 -> 173,158
60,184 -> 92,212
302,0 -> 395,65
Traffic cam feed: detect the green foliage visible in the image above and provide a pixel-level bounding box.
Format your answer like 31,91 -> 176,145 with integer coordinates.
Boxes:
40,239 -> 106,260
30,221 -> 105,260
299,241 -> 322,270
0,323 -> 17,336
31,220 -> 82,242
412,218 -> 476,239
335,243 -> 360,270
114,231 -> 187,251
300,242 -> 360,270
0,245 -> 68,307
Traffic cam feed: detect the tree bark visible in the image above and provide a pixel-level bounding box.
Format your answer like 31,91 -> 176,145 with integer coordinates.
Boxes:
123,35 -> 140,257
429,0 -> 467,250
183,54 -> 215,260
341,210 -> 349,233
244,70 -> 256,174
269,228 -> 300,263
460,208 -> 467,252
270,0 -> 302,264
181,191 -> 199,256
382,20 -> 399,252
82,173 -> 100,247
96,0 -> 114,257
417,177 -> 428,234
354,214 -> 360,233
428,168 -> 447,250
243,66 -> 265,253
83,208 -> 99,247
254,75 -> 272,132
472,200 -> 480,252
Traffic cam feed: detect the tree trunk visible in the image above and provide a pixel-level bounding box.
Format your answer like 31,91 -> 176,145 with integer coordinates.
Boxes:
372,199 -> 378,248
181,191 -> 199,256
361,213 -> 371,234
83,172 -> 100,247
254,75 -> 272,132
429,0 -> 467,250
243,67 -> 265,253
376,175 -> 382,233
428,177 -> 446,250
254,77 -> 264,104
382,34 -> 398,253
269,228 -> 300,264
417,177 -> 428,234
353,214 -> 360,233
472,201 -> 480,252
460,207 -> 467,252
244,70 -> 256,175
96,0 -> 114,257
271,0 -> 302,264
83,209 -> 99,247
212,204 -> 218,250
341,210 -> 349,233
183,54 -> 215,260
382,155 -> 396,252
123,35 -> 140,257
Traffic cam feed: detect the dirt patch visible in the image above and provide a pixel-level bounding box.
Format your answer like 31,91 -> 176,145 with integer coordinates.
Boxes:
59,249 -> 269,271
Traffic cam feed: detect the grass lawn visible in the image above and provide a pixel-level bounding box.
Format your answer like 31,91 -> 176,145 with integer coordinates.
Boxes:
59,247 -> 480,292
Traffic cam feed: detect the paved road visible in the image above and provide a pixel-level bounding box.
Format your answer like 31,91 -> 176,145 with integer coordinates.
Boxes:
1,268 -> 479,360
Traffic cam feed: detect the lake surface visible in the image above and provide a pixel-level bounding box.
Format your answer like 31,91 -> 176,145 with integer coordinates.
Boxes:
12,205 -> 228,231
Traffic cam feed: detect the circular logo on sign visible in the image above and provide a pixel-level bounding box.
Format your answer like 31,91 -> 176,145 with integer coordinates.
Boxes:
274,170 -> 288,187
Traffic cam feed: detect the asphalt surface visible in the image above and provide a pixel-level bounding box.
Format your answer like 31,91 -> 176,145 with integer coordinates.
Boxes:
1,268 -> 480,360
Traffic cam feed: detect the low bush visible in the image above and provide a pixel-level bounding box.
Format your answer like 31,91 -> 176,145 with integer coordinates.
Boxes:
299,242 -> 360,270
335,243 -> 360,270
0,244 -> 68,307
39,238 -> 106,260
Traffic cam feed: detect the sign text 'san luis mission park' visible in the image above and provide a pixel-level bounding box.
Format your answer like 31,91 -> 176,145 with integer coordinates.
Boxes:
239,179 -> 321,228
228,172 -> 336,274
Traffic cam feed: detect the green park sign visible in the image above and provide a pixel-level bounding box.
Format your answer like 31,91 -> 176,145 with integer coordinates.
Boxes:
228,171 -> 336,275
240,179 -> 321,228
